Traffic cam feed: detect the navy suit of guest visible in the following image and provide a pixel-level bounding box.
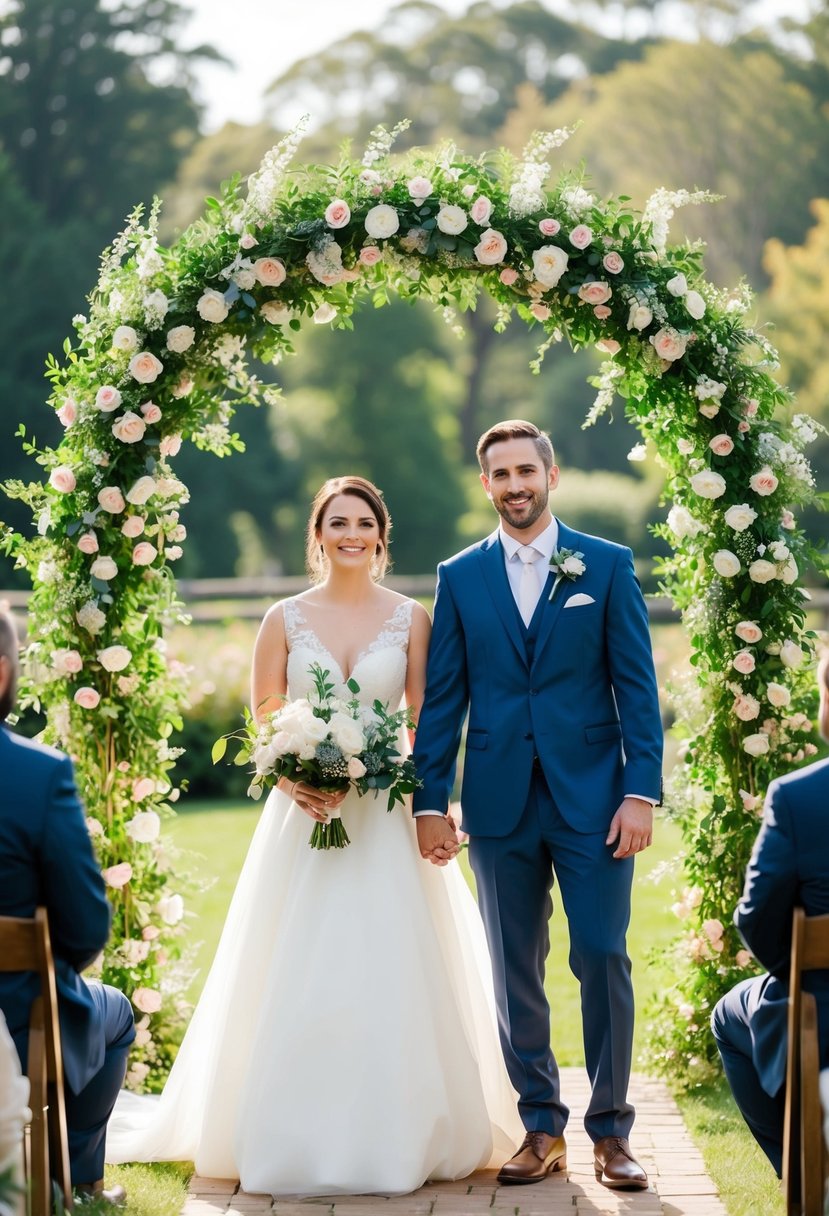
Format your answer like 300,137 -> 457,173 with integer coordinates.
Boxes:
712,671 -> 829,1178
413,424 -> 663,1184
0,619 -> 135,1191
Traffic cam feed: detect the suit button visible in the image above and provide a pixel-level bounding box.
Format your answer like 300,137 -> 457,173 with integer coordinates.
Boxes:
530,689 -> 538,697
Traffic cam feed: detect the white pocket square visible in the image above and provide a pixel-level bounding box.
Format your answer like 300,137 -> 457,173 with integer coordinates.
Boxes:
564,592 -> 595,607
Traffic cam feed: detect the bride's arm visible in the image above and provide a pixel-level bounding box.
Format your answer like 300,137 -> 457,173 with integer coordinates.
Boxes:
405,601 -> 432,737
251,603 -> 288,725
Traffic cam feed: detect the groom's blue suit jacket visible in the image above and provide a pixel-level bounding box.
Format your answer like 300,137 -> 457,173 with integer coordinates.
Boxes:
733,756 -> 829,1096
413,521 -> 663,835
0,724 -> 111,1094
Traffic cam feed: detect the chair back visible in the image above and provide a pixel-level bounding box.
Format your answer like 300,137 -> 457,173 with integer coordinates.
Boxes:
784,908 -> 829,1216
0,909 -> 73,1215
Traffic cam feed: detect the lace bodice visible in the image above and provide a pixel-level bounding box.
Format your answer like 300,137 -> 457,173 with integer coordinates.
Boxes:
283,597 -> 414,709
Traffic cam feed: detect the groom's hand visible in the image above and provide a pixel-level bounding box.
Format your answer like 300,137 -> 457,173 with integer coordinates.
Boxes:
416,814 -> 460,866
606,797 -> 653,859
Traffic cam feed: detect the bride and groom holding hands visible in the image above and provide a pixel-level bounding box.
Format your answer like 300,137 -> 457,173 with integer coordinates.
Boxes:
1,414 -> 664,1200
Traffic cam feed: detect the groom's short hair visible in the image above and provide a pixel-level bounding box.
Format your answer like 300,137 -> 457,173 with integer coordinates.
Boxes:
476,420 -> 555,474
0,608 -> 20,722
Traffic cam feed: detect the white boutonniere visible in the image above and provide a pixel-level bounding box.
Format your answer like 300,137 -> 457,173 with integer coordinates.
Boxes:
549,547 -> 586,600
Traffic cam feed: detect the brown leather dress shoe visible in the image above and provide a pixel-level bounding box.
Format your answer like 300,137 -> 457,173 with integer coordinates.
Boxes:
497,1131 -> 567,1184
593,1136 -> 648,1189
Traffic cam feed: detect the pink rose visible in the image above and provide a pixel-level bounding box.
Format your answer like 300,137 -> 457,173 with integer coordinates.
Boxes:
74,687 -> 101,709
95,385 -> 122,413
49,466 -> 76,494
133,777 -> 156,801
473,229 -> 508,266
159,433 -> 182,457
141,925 -> 161,941
749,466 -> 779,496
121,516 -> 145,538
132,987 -> 162,1014
732,649 -> 756,675
470,195 -> 493,225
650,327 -> 687,362
112,411 -> 147,444
577,280 -> 612,306
129,351 -> 164,384
132,542 -> 158,567
103,862 -> 133,889
594,305 -> 612,319
531,303 -> 552,321
140,401 -> 162,424
253,257 -> 287,286
735,621 -> 762,644
172,375 -> 193,398
698,402 -> 720,419
738,420 -> 750,433
602,252 -> 624,274
569,225 -> 593,249
743,398 -> 759,416
538,218 -> 561,237
239,232 -> 258,249
55,649 -> 83,675
702,918 -> 725,944
709,434 -> 734,457
407,175 -> 433,201
596,339 -> 621,355
733,694 -> 760,722
57,398 -> 77,426
324,198 -> 351,229
499,268 -> 519,286
781,510 -> 795,530
358,246 -> 382,266
97,486 -> 126,514
735,950 -> 753,968
739,789 -> 761,812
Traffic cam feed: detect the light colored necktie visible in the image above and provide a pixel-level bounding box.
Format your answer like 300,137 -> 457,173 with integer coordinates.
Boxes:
516,545 -> 541,627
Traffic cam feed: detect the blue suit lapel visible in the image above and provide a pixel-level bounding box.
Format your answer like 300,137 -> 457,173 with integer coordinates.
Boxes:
478,532 -> 529,670
533,519 -> 583,662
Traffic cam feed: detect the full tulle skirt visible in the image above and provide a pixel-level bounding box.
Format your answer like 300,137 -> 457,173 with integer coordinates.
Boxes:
105,786 -> 521,1196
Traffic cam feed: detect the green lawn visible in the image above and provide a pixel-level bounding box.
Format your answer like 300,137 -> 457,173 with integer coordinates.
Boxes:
104,797 -> 782,1216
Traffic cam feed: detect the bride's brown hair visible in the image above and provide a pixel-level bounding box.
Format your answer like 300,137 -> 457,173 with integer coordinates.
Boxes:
305,476 -> 392,584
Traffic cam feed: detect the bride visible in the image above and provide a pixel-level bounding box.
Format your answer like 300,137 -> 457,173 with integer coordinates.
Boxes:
106,474 -> 522,1196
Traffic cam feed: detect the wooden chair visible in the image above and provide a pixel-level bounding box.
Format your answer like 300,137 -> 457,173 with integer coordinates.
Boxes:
783,908 -> 829,1216
0,908 -> 72,1216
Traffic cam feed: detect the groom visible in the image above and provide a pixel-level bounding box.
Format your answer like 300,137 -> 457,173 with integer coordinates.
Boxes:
413,420 -> 663,1189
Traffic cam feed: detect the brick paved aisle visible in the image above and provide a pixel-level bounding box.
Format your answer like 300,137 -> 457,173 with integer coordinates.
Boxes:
181,1068 -> 727,1216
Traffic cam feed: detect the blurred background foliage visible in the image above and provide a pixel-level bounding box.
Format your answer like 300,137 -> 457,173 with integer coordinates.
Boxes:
2,0 -> 828,590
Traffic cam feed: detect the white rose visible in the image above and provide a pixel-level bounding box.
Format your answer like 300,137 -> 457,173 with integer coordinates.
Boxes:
128,351 -> 164,384
197,289 -> 230,324
313,302 -> 338,325
126,475 -> 157,505
76,602 -> 107,634
748,559 -> 777,584
766,683 -> 791,708
166,325 -> 195,353
97,645 -> 132,672
327,711 -> 365,757
735,621 -> 763,644
157,894 -> 184,925
712,550 -> 740,578
347,756 -> 367,779
627,303 -> 653,331
685,290 -> 706,319
112,325 -> 139,352
111,411 -> 147,444
724,504 -> 757,532
473,228 -> 508,265
560,555 -> 586,577
690,470 -> 726,499
667,505 -> 704,539
90,555 -> 118,581
126,811 -> 161,844
666,272 -> 688,297
780,556 -> 798,585
436,205 -> 468,235
532,245 -> 569,288
743,733 -> 770,757
260,300 -> 290,325
364,204 -> 399,239
780,640 -> 804,669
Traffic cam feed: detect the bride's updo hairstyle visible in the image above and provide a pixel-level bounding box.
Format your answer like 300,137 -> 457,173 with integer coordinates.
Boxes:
306,476 -> 392,583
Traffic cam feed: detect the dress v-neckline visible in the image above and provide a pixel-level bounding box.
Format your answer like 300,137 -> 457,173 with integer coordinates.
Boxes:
287,599 -> 409,685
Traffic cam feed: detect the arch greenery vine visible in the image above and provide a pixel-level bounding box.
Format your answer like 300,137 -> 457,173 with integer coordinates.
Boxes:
2,121 -> 825,1089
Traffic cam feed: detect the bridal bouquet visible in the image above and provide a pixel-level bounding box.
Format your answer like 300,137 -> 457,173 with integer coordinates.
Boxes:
214,663 -> 421,849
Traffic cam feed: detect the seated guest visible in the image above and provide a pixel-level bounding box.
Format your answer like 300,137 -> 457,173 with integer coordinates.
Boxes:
0,609 -> 134,1205
712,651 -> 829,1176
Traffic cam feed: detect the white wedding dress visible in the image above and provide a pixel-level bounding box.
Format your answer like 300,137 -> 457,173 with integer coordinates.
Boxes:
106,597 -> 521,1196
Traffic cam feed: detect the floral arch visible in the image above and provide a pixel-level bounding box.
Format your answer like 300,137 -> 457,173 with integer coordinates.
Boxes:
2,121 -> 824,1087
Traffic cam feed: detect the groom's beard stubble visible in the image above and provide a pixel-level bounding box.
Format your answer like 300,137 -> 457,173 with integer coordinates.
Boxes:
494,487 -> 549,531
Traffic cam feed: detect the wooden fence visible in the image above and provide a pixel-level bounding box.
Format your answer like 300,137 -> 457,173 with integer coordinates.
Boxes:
3,577 -> 829,628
